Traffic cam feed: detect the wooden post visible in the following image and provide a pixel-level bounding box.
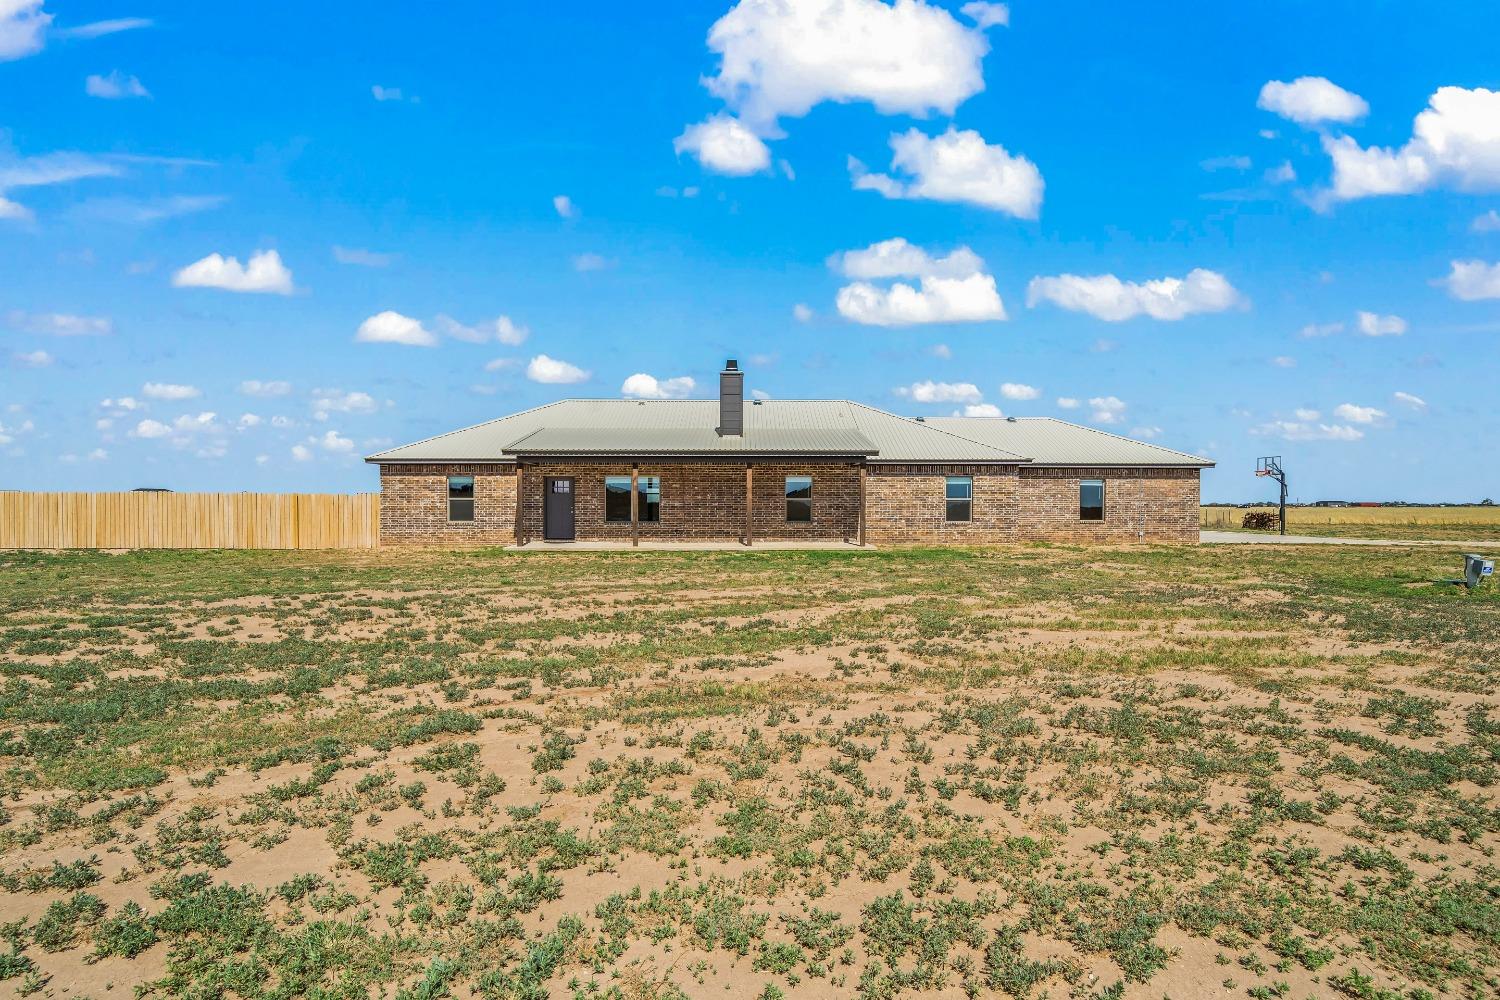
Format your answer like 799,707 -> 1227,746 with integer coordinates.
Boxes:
630,464 -> 639,547
857,462 -> 867,547
515,463 -> 525,546
745,464 -> 754,546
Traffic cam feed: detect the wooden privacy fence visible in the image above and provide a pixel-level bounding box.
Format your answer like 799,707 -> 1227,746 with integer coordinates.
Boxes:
0,492 -> 380,550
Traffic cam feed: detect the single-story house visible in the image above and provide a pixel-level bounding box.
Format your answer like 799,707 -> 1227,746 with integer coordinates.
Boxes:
367,360 -> 1213,546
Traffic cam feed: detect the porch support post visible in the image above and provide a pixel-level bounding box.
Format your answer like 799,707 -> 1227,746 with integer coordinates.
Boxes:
630,463 -> 639,547
515,463 -> 525,546
744,463 -> 753,546
857,462 -> 867,547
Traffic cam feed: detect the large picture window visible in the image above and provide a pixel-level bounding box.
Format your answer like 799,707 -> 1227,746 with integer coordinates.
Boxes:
605,475 -> 661,522
945,476 -> 972,522
604,477 -> 632,522
1080,479 -> 1105,521
785,476 -> 812,522
447,475 -> 475,522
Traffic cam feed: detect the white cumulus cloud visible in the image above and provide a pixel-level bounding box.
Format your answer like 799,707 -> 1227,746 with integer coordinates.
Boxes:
674,114 -> 772,175
552,194 -> 578,218
527,354 -> 590,384
959,1 -> 1008,28
131,418 -> 171,439
15,348 -> 51,367
434,314 -> 529,345
1055,397 -> 1079,410
838,273 -> 1005,327
1473,209 -> 1500,233
172,249 -> 293,294
1253,420 -> 1363,442
1319,87 -> 1500,204
999,382 -> 1039,400
957,403 -> 1002,417
1440,259 -> 1500,301
85,70 -> 149,99
1088,396 -> 1126,425
356,310 -> 436,347
851,127 -> 1043,218
621,373 -> 696,399
1026,268 -> 1241,321
895,380 -> 982,404
1257,76 -> 1368,125
311,389 -> 378,420
1333,403 -> 1385,424
1355,311 -> 1407,336
142,381 -> 200,400
700,0 -> 989,132
1393,391 -> 1427,410
316,429 -> 354,453
0,0 -> 49,61
831,237 -> 1005,327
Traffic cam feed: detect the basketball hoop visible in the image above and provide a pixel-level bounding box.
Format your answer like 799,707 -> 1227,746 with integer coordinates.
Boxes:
1254,456 -> 1287,536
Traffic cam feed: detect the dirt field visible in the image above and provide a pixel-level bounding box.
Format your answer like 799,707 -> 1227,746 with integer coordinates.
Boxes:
1,545 -> 1496,1000
1201,505 -> 1500,542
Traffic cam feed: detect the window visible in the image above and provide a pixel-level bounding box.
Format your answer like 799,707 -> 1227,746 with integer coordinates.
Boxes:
447,475 -> 475,522
945,476 -> 972,522
785,476 -> 812,522
604,475 -> 660,522
1080,479 -> 1105,521
604,476 -> 631,522
637,476 -> 660,522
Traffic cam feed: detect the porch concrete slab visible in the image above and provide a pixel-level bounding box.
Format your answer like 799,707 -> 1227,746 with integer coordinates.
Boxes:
505,540 -> 874,552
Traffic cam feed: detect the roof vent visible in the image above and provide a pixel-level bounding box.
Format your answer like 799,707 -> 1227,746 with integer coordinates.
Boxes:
913,416 -> 925,422
1006,416 -> 1017,422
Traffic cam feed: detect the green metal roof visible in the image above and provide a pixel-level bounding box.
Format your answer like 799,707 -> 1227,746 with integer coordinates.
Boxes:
365,402 -> 1208,466
366,399 -> 1027,464
925,417 -> 1214,467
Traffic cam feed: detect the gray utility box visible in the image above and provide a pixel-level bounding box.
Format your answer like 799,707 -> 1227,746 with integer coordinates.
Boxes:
1463,554 -> 1495,589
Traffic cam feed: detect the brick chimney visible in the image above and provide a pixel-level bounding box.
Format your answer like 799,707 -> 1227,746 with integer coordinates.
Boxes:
718,359 -> 743,437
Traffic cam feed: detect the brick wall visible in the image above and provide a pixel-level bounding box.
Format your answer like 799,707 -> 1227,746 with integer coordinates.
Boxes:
378,464 -> 516,546
865,465 -> 1018,544
375,461 -> 1201,546
1014,466 -> 1200,543
515,461 -> 861,543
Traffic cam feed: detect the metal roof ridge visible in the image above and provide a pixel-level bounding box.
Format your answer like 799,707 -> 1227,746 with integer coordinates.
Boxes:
844,399 -> 1032,462
1017,416 -> 1215,465
364,398 -> 571,463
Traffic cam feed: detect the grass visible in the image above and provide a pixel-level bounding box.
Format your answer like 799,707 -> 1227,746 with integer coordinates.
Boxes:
0,543 -> 1497,999
1202,505 -> 1500,540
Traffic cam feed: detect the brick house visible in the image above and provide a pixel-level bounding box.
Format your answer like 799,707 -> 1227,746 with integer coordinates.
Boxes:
368,361 -> 1212,546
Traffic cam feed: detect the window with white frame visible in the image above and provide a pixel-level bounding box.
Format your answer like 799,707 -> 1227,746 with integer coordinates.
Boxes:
447,475 -> 475,522
945,476 -> 972,521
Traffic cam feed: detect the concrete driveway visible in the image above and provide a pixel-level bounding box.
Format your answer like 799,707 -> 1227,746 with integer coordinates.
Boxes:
1201,530 -> 1494,549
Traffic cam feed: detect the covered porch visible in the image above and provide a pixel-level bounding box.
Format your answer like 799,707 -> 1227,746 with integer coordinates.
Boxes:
513,459 -> 869,547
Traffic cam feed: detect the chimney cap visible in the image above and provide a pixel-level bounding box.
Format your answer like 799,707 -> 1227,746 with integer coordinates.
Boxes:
724,359 -> 738,371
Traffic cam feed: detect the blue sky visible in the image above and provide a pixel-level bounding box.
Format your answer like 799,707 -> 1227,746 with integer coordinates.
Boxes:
2,1 -> 1498,502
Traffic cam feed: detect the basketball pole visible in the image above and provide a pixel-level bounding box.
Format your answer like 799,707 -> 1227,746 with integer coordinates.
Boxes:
1256,457 -> 1288,536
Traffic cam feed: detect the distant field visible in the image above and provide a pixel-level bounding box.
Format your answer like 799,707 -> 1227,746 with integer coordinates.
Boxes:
1202,504 -> 1500,540
1,545 -> 1497,1000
